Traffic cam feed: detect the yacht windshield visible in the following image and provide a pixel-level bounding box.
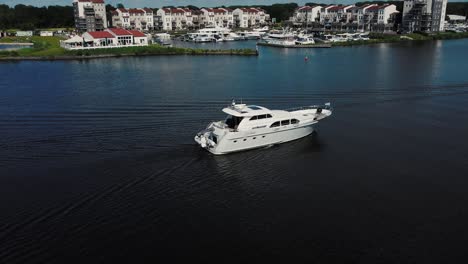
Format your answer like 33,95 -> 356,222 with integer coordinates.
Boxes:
225,115 -> 243,129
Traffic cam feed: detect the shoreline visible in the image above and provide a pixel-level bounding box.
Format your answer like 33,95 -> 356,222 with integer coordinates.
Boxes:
0,50 -> 259,61
1,32 -> 468,61
331,32 -> 468,47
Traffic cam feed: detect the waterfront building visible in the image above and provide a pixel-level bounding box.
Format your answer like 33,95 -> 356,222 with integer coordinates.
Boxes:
40,31 -> 54,37
60,28 -> 148,49
73,0 -> 107,32
232,8 -> 270,28
319,5 -> 338,24
112,8 -> 154,31
156,8 -> 193,31
15,31 -> 33,37
402,0 -> 447,32
290,6 -> 322,26
200,8 -> 234,28
328,5 -> 355,23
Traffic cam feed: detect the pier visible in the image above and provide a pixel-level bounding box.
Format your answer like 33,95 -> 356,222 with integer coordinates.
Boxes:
256,42 -> 332,48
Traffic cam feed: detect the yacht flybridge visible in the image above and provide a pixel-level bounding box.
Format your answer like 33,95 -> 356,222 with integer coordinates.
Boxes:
195,101 -> 332,154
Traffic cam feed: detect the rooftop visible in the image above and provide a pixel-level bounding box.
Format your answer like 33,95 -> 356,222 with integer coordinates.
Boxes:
222,104 -> 272,117
87,31 -> 114,39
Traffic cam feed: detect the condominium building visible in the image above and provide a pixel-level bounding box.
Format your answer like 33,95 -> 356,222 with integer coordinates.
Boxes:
200,8 -> 234,28
327,5 -> 355,23
362,4 -> 398,25
402,0 -> 448,32
232,8 -> 270,28
156,8 -> 193,31
111,8 -> 154,31
290,6 -> 322,25
73,0 -> 107,32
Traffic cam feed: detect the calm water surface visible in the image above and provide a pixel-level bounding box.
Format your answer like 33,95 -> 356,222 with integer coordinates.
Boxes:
1,39 -> 468,263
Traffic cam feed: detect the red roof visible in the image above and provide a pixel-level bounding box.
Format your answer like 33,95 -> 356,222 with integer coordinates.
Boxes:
329,6 -> 343,12
143,8 -> 153,13
163,8 -> 185,14
379,4 -> 391,9
213,8 -> 227,14
367,6 -> 380,11
87,31 -> 114,39
107,28 -> 133,36
117,8 -> 128,12
241,8 -> 259,13
129,8 -> 145,14
127,30 -> 146,37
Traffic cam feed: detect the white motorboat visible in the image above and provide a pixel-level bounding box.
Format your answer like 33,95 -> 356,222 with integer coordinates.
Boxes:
253,26 -> 269,32
295,34 -> 315,45
262,30 -> 295,46
238,31 -> 264,40
188,26 -> 231,42
194,101 -> 332,155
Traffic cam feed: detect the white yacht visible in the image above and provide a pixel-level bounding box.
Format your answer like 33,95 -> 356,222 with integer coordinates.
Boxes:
295,34 -> 315,45
194,101 -> 332,155
238,31 -> 264,40
188,26 -> 231,42
263,29 -> 296,46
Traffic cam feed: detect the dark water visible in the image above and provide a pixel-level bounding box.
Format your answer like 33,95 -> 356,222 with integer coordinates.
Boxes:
2,39 -> 468,263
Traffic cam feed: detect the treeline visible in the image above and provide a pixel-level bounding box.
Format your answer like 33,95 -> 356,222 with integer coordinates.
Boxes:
0,4 -> 74,30
446,2 -> 468,17
1,2 -> 467,30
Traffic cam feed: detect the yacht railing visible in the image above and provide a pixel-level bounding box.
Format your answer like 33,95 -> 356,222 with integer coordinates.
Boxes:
285,103 -> 332,112
212,121 -> 238,132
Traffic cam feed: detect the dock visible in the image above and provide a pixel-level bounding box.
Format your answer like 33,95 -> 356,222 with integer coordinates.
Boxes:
256,42 -> 332,48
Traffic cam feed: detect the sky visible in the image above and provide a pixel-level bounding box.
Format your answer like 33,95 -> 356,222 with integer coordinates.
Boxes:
0,0 -> 466,7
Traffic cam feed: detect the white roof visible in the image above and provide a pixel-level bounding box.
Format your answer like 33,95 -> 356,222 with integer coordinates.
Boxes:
64,35 -> 84,43
222,104 -> 272,117
447,14 -> 466,21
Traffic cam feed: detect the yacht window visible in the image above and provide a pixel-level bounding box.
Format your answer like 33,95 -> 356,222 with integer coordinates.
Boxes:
281,120 -> 290,126
257,114 -> 267,120
291,119 -> 299,124
266,114 -> 272,118
225,115 -> 244,129
250,116 -> 257,121
270,121 -> 280,128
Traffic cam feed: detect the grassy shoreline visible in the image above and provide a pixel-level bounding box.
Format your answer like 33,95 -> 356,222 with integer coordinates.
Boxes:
1,32 -> 468,60
0,36 -> 257,60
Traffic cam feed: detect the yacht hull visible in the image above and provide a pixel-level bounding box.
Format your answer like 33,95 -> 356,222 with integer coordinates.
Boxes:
198,123 -> 315,155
